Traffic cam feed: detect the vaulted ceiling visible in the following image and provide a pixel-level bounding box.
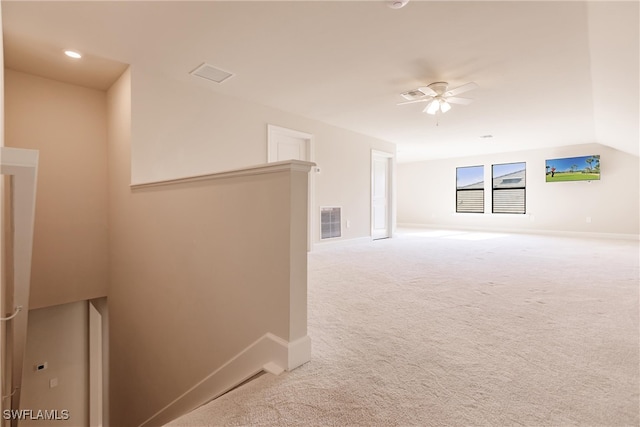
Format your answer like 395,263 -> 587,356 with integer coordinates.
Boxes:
3,1 -> 638,162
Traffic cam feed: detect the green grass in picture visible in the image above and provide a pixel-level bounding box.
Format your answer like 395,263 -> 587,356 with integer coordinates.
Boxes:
546,172 -> 600,182
545,155 -> 600,182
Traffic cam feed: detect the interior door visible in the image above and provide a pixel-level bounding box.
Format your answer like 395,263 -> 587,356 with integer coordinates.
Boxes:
267,125 -> 314,250
372,152 -> 391,240
268,132 -> 307,163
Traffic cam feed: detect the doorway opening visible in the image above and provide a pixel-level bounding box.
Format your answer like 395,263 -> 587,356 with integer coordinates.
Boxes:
371,150 -> 394,240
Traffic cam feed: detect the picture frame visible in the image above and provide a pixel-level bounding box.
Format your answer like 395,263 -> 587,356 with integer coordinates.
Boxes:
545,155 -> 600,182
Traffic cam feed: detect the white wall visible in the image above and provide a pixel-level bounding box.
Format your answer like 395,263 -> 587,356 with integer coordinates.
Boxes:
398,143 -> 639,237
131,68 -> 395,244
20,301 -> 89,426
587,1 -> 639,157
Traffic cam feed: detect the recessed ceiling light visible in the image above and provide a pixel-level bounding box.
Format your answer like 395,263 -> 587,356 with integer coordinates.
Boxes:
387,0 -> 409,9
480,135 -> 493,139
64,50 -> 82,59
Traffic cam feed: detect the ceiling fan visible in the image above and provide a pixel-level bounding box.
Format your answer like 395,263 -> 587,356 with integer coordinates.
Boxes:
398,81 -> 478,115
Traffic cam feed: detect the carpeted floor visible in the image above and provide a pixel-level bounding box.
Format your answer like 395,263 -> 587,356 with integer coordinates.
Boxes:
169,229 -> 639,426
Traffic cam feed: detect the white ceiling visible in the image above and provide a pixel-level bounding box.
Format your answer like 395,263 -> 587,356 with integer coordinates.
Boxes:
2,1 -> 638,162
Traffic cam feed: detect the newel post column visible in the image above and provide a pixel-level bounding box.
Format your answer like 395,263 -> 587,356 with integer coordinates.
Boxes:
286,160 -> 314,370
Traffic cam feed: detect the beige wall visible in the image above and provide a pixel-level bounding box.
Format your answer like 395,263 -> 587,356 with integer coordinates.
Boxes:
131,68 -> 395,244
1,4 -> 6,422
398,143 -> 640,237
108,69 -> 309,426
20,301 -> 88,426
4,70 -> 108,309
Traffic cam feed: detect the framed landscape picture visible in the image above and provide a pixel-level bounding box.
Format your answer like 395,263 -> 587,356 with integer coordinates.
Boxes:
545,155 -> 600,182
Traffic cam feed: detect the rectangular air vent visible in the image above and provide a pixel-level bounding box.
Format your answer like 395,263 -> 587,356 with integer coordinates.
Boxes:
190,63 -> 234,83
321,207 -> 341,240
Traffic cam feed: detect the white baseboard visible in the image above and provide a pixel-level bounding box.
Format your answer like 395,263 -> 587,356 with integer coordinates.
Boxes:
286,335 -> 312,371
138,333 -> 311,427
397,222 -> 639,241
312,236 -> 372,250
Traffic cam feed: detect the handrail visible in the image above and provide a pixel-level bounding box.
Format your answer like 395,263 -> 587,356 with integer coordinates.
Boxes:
2,388 -> 18,400
0,306 -> 22,322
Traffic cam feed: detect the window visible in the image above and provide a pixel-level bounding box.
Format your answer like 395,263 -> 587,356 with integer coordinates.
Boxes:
456,166 -> 484,213
492,162 -> 526,214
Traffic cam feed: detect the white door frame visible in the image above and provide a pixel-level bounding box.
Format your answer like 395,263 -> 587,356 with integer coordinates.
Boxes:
267,125 -> 316,251
371,150 -> 395,240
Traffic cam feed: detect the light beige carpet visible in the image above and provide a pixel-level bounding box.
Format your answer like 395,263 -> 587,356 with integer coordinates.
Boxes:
169,229 -> 639,426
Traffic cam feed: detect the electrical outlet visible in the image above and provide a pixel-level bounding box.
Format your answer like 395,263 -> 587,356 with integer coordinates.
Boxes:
346,220 -> 351,228
49,378 -> 58,388
586,216 -> 592,223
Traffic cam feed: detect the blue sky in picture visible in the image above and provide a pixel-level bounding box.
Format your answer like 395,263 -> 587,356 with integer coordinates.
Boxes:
457,165 -> 484,187
545,155 -> 599,172
493,162 -> 525,178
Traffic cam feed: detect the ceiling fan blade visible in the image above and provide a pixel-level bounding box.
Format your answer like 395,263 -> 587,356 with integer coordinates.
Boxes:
417,86 -> 437,97
445,82 -> 478,97
397,97 -> 432,106
446,96 -> 474,105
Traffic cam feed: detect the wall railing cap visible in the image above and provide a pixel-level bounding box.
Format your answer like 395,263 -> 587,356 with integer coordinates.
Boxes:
131,160 -> 316,190
1,147 -> 39,172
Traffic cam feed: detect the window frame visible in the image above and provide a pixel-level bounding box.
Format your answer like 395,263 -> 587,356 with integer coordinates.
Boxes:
491,162 -> 526,214
456,165 -> 485,214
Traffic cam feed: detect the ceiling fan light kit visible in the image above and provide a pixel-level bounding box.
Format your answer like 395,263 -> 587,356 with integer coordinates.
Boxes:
398,81 -> 478,115
425,99 -> 440,115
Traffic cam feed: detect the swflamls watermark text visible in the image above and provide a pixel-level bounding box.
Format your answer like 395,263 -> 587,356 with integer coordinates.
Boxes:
3,409 -> 70,420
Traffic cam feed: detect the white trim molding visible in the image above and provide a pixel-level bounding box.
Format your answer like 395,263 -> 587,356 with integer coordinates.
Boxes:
267,124 -> 315,164
138,333 -> 311,427
131,160 -> 315,190
314,236 -> 374,250
284,334 -> 312,371
371,149 -> 396,240
397,223 -> 640,241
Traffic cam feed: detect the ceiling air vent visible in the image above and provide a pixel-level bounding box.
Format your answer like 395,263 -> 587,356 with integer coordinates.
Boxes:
189,63 -> 234,83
